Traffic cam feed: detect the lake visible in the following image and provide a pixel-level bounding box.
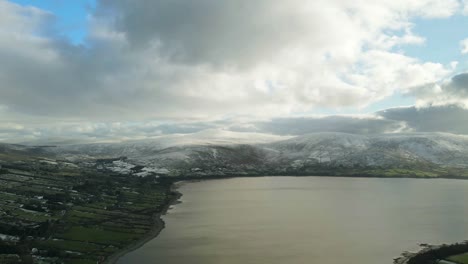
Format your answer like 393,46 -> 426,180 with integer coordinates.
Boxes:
118,177 -> 468,264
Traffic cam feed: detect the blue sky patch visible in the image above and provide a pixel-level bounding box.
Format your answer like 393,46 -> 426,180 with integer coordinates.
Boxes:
11,0 -> 96,45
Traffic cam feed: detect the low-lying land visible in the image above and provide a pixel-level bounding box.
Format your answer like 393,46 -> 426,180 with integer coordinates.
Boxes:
0,152 -> 177,264
395,242 -> 468,264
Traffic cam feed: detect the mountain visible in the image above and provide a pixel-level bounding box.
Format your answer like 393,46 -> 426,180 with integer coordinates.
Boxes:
0,143 -> 53,161
37,132 -> 468,178
46,130 -> 289,161
269,132 -> 468,168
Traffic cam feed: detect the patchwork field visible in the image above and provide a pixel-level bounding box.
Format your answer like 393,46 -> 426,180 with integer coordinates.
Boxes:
0,155 -> 175,264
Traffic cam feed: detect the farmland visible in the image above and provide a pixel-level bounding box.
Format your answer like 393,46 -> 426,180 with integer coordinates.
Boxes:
0,151 -> 175,264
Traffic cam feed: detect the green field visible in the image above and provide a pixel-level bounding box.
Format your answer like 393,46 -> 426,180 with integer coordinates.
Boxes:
448,252 -> 468,264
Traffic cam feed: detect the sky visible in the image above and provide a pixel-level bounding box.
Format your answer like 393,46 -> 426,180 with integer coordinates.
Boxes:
1,0 -> 468,144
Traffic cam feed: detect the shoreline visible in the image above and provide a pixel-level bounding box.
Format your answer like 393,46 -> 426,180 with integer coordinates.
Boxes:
104,181 -> 184,264
166,174 -> 468,182
394,241 -> 468,264
104,175 -> 468,264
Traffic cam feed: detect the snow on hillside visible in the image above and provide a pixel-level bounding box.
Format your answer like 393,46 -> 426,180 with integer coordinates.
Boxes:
51,129 -> 290,158
269,132 -> 468,168
43,131 -> 468,177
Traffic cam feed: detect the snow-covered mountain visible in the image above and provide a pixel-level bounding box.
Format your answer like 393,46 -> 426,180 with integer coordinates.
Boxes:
269,132 -> 468,168
40,132 -> 468,178
48,130 -> 290,161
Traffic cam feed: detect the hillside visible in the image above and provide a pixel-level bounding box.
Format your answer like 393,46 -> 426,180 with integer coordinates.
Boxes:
38,132 -> 468,178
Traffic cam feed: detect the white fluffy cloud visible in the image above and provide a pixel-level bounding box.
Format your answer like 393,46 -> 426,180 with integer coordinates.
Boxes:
91,0 -> 455,114
461,38 -> 468,54
463,0 -> 468,15
0,0 -> 465,142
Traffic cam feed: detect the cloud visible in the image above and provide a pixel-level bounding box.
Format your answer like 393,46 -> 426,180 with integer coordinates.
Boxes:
4,104 -> 468,144
1,1 -> 468,144
463,0 -> 468,15
377,104 -> 468,134
0,0 -> 458,124
0,119 -> 219,144
409,73 -> 468,106
461,38 -> 468,54
234,104 -> 468,136
230,116 -> 407,135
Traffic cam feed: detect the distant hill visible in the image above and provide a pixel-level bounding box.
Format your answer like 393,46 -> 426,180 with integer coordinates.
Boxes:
30,132 -> 468,178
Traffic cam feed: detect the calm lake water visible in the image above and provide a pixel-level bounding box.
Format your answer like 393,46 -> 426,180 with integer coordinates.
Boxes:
118,177 -> 468,264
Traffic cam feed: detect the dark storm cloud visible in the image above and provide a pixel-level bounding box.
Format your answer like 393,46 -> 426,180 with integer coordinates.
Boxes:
230,116 -> 406,135
231,105 -> 468,136
447,73 -> 468,96
147,123 -> 216,134
410,73 -> 468,105
377,104 -> 468,134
